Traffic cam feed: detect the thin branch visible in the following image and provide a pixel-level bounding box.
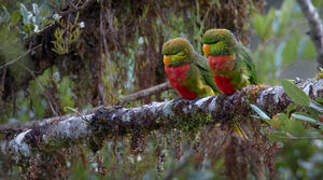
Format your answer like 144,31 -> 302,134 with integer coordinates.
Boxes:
0,44 -> 42,70
279,136 -> 323,140
19,63 -> 58,116
118,82 -> 171,105
58,0 -> 95,16
297,0 -> 323,67
283,132 -> 323,140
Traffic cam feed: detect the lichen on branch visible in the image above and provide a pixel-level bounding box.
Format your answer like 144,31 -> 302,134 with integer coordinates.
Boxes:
1,79 -> 322,163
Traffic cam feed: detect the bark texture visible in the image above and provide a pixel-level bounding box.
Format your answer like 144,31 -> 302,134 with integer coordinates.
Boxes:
1,79 -> 322,164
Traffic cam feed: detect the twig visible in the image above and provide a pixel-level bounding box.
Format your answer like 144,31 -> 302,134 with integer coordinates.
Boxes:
58,0 -> 95,16
64,107 -> 89,123
297,0 -> 323,67
19,64 -> 58,116
275,132 -> 323,140
0,44 -> 42,70
118,82 -> 172,104
98,0 -> 109,106
279,136 -> 323,140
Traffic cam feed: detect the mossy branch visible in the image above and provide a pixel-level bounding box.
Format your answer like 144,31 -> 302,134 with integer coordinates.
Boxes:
0,82 -> 172,134
1,79 -> 322,163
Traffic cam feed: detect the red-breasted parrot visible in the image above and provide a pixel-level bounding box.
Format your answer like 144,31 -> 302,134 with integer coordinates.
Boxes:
202,29 -> 257,95
162,38 -> 220,99
202,29 -> 258,139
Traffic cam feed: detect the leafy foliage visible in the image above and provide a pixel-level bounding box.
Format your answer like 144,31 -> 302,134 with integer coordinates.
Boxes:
281,80 -> 310,106
251,80 -> 323,179
252,0 -> 318,84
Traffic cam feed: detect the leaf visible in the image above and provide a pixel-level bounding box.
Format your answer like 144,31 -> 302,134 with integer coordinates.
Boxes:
303,39 -> 316,59
20,3 -> 33,25
281,80 -> 310,106
286,103 -> 297,115
291,113 -> 323,126
0,6 -> 10,22
315,97 -> 323,103
269,131 -> 288,141
32,3 -> 40,16
309,100 -> 323,113
282,33 -> 300,66
10,10 -> 21,24
23,24 -> 34,34
64,106 -> 77,113
276,0 -> 295,37
253,9 -> 275,41
250,104 -> 273,125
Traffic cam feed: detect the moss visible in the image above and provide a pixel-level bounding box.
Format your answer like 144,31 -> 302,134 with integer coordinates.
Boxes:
314,68 -> 323,80
174,112 -> 212,136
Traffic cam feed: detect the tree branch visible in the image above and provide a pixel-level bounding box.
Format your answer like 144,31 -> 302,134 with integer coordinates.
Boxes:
0,82 -> 172,134
1,79 -> 322,162
297,0 -> 323,67
118,82 -> 171,105
0,44 -> 42,70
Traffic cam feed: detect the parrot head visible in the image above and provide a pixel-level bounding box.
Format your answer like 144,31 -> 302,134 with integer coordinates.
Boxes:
162,38 -> 194,67
202,29 -> 237,57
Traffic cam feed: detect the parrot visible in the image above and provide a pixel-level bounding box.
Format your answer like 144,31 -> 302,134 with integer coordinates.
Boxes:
202,28 -> 257,95
162,38 -> 220,99
202,29 -> 258,139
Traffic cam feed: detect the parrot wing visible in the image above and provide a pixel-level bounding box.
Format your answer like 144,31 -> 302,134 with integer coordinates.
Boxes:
193,55 -> 220,93
236,44 -> 258,85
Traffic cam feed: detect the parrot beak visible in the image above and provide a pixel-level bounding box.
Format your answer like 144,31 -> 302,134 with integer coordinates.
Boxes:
163,55 -> 171,66
203,44 -> 210,56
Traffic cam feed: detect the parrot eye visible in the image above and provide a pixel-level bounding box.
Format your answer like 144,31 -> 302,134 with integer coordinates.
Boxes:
173,50 -> 181,55
211,40 -> 220,44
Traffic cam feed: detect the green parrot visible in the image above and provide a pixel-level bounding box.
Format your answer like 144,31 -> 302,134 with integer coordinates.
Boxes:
202,28 -> 257,95
162,38 -> 220,99
202,29 -> 258,139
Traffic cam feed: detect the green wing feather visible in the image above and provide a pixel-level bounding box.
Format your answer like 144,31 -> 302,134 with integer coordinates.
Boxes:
236,44 -> 257,85
193,54 -> 220,93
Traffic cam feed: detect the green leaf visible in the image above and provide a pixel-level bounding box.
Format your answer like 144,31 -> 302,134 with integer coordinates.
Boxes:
303,39 -> 316,59
315,97 -> 323,103
282,33 -> 300,66
250,104 -> 273,125
278,113 -> 292,130
276,0 -> 295,37
269,131 -> 288,141
281,80 -> 310,106
286,103 -> 297,115
291,112 -> 323,126
309,100 -> 323,112
253,9 -> 275,41
10,10 -> 21,24
64,106 -> 77,113
23,24 -> 34,33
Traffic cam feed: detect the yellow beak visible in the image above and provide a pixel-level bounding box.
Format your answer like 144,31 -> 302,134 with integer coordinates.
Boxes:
203,44 -> 211,56
163,55 -> 171,66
